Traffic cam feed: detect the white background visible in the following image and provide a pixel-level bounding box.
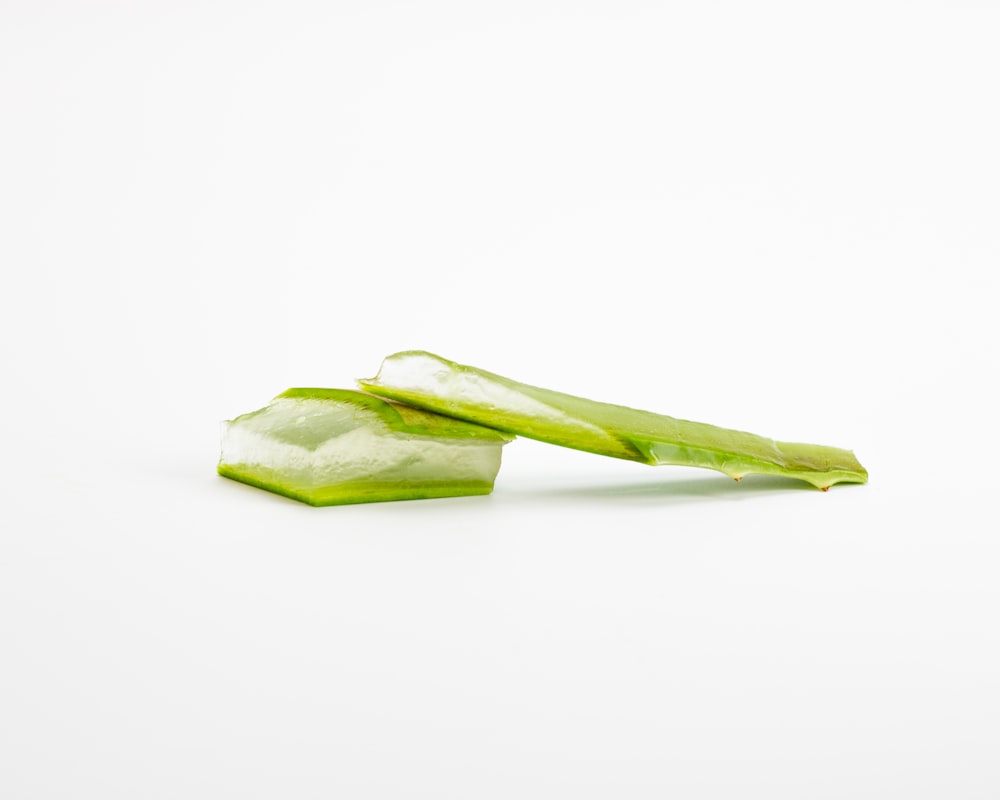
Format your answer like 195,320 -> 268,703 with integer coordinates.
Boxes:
2,1 -> 998,797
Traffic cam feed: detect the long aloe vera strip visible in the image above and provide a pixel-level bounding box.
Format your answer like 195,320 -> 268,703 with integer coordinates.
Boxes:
359,351 -> 867,490
219,388 -> 513,506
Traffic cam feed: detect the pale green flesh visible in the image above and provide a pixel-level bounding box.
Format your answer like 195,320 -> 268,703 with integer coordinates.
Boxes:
218,388 -> 512,506
359,351 -> 868,490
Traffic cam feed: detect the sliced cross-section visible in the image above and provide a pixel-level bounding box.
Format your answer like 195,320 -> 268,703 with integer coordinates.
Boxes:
219,388 -> 513,505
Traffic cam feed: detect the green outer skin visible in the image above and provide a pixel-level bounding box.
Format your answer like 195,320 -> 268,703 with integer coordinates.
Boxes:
218,388 -> 512,506
358,351 -> 868,490
218,464 -> 494,507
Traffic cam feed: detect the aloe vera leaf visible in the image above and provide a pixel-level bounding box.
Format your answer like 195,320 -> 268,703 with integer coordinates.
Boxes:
218,388 -> 513,506
358,351 -> 868,490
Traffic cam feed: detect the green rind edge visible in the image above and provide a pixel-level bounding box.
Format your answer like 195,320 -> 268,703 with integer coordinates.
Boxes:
218,463 -> 495,506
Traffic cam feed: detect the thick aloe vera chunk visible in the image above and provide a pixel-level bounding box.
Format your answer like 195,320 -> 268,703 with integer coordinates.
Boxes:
218,388 -> 513,506
359,351 -> 867,490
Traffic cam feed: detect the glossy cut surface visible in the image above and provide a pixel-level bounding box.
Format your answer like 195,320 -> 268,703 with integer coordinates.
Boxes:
219,388 -> 513,505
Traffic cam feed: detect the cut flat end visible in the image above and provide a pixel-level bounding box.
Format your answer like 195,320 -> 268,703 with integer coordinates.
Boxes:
219,388 -> 510,506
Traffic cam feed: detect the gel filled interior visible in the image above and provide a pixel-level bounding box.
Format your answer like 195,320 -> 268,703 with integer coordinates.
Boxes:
218,389 -> 512,506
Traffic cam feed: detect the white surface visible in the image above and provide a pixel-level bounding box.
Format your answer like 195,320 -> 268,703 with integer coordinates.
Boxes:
2,1 -> 998,797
